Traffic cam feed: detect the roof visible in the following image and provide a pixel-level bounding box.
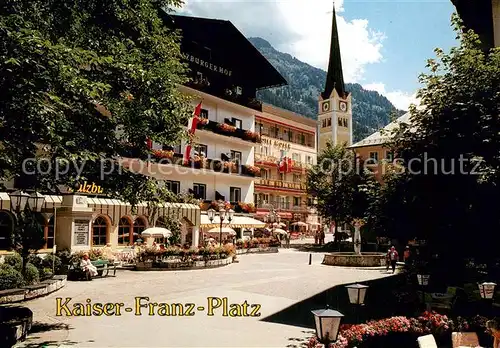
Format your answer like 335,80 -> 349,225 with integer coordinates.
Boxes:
349,112 -> 412,148
164,13 -> 287,90
322,3 -> 347,99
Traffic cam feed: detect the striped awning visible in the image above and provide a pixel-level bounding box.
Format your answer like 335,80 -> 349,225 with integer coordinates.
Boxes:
201,214 -> 266,228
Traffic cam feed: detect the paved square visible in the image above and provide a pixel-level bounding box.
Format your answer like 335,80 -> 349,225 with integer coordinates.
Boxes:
17,249 -> 390,347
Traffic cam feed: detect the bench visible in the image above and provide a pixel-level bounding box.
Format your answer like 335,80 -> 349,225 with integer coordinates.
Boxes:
68,259 -> 116,281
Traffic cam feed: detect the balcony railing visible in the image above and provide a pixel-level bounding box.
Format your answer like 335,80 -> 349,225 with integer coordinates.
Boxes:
255,200 -> 310,212
150,152 -> 261,178
255,179 -> 307,191
196,119 -> 261,143
254,153 -> 313,170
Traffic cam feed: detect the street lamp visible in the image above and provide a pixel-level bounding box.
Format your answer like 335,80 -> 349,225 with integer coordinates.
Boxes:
417,273 -> 430,309
28,192 -> 46,212
311,306 -> 344,346
207,207 -> 234,245
478,282 -> 496,299
9,190 -> 30,212
345,283 -> 369,323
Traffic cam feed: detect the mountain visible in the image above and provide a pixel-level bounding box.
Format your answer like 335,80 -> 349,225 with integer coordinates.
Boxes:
249,37 -> 404,142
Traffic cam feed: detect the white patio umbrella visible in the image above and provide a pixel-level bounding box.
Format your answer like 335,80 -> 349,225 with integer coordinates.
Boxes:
206,227 -> 236,235
272,222 -> 286,227
309,222 -> 321,226
271,228 -> 287,235
291,221 -> 308,227
141,227 -> 171,238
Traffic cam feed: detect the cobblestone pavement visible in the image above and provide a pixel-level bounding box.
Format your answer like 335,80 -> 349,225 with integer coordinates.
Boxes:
17,249 -> 391,348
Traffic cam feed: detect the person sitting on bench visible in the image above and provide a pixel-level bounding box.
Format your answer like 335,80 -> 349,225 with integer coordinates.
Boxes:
80,253 -> 98,278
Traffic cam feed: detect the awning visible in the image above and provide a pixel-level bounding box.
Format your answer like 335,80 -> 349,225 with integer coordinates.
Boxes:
254,211 -> 293,219
200,215 -> 266,228
0,192 -> 10,210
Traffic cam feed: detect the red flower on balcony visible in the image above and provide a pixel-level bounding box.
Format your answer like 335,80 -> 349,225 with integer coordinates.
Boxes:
199,117 -> 209,125
152,149 -> 174,160
244,130 -> 261,142
244,164 -> 260,175
223,161 -> 237,171
218,123 -> 236,133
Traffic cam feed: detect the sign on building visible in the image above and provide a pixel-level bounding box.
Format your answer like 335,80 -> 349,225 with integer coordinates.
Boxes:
74,219 -> 89,246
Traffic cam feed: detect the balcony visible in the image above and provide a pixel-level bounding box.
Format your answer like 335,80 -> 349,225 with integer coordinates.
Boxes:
196,119 -> 261,144
255,179 -> 307,191
254,153 -> 312,172
149,151 -> 261,178
255,200 -> 310,213
198,200 -> 256,214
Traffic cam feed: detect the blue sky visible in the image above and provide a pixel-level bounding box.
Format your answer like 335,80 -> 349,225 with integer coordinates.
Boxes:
344,0 -> 458,96
182,0 -> 459,110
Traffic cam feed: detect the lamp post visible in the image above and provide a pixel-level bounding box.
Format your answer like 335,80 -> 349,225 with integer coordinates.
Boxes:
311,306 -> 344,347
417,273 -> 430,309
207,206 -> 234,246
345,283 -> 369,323
478,282 -> 496,316
264,207 -> 280,237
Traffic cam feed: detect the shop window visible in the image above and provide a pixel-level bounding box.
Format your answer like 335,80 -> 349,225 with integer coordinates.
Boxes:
118,217 -> 132,245
92,216 -> 108,246
0,212 -> 13,250
134,217 -> 146,243
165,180 -> 180,195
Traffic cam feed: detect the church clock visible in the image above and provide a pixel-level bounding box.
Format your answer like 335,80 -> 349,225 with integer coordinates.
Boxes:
339,101 -> 347,112
321,101 -> 331,113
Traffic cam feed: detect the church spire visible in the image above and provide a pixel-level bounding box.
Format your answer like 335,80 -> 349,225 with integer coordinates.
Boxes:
321,1 -> 346,100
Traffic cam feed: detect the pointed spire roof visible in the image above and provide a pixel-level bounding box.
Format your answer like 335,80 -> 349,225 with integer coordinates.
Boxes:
321,2 -> 347,100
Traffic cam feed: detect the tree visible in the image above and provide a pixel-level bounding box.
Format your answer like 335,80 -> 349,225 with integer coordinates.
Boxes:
378,14 -> 500,277
0,0 -> 191,205
307,143 -> 379,242
12,208 -> 45,275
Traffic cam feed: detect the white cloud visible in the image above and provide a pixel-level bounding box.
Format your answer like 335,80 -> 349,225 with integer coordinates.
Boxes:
363,83 -> 419,111
181,0 -> 384,82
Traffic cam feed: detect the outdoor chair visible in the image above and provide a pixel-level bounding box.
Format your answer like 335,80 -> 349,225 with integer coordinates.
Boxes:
417,334 -> 438,348
452,332 -> 479,348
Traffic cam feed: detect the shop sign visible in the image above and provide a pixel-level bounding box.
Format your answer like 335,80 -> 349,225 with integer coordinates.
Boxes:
184,53 -> 232,76
75,181 -> 104,194
261,136 -> 291,150
74,219 -> 89,246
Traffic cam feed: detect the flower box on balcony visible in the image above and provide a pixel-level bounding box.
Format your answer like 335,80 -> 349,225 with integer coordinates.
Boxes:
152,149 -> 174,160
217,123 -> 236,133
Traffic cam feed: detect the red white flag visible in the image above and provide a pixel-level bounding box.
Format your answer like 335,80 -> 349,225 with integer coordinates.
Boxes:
183,144 -> 192,165
187,102 -> 202,134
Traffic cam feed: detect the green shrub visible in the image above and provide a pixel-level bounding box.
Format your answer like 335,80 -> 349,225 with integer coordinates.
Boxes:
27,254 -> 43,270
42,254 -> 62,274
0,264 -> 24,290
24,263 -> 39,285
4,253 -> 22,272
41,267 -> 53,279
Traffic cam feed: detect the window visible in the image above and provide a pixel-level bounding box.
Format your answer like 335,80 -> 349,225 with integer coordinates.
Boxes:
200,108 -> 209,119
293,174 -> 301,182
288,130 -> 293,141
133,218 -> 146,244
193,183 -> 206,200
279,173 -> 285,181
293,197 -> 301,207
118,217 -> 132,245
92,216 -> 108,246
194,144 -> 207,157
165,180 -> 180,194
367,151 -> 379,165
230,150 -> 242,165
327,118 -> 331,127
292,153 -> 301,162
46,217 -> 54,249
306,155 -> 313,165
0,212 -> 13,250
232,118 -> 242,129
162,143 -> 181,153
261,169 -> 270,179
385,151 -> 394,162
230,187 -> 241,202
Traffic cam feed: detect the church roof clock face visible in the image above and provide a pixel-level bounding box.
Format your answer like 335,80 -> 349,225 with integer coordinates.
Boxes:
322,100 -> 331,113
339,101 -> 347,112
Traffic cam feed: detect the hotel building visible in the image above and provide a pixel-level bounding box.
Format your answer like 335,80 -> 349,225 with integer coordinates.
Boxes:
349,112 -> 410,183
0,14 -> 286,252
253,103 -> 319,231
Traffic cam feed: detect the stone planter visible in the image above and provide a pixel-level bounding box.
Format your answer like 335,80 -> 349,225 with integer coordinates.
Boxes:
322,252 -> 386,267
236,247 -> 279,255
0,306 -> 33,347
134,257 -> 232,271
0,275 -> 67,304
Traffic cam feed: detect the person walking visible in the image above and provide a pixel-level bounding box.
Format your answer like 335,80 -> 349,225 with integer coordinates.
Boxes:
386,248 -> 391,271
314,232 -> 318,245
403,246 -> 411,263
388,246 -> 399,273
285,231 -> 291,249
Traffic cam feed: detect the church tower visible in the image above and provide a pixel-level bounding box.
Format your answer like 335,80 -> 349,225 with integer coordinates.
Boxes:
318,2 -> 353,152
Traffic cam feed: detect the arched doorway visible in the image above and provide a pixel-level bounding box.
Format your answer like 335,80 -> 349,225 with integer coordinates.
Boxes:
118,217 -> 132,246
92,216 -> 108,246
133,217 -> 146,244
0,211 -> 13,250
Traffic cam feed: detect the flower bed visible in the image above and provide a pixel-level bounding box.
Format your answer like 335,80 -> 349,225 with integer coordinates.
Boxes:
307,312 -> 490,348
135,245 -> 236,263
235,237 -> 281,250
